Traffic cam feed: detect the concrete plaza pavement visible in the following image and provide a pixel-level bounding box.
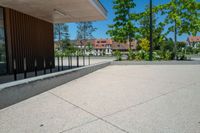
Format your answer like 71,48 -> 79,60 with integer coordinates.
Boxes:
0,65 -> 200,133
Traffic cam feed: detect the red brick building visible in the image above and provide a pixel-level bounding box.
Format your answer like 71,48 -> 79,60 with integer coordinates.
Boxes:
70,38 -> 137,56
187,36 -> 200,48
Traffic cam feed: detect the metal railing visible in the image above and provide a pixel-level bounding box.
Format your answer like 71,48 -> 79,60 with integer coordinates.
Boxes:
11,55 -> 89,81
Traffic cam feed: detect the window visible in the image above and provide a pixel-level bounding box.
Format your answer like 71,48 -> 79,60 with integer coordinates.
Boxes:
0,7 -> 7,74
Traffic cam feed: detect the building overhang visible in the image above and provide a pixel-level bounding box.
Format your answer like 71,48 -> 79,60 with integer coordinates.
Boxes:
0,0 -> 107,23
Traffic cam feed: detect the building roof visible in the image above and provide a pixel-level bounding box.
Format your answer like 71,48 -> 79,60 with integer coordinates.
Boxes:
68,39 -> 138,50
94,39 -> 112,49
188,36 -> 200,43
71,39 -> 96,47
112,41 -> 137,50
0,0 -> 107,23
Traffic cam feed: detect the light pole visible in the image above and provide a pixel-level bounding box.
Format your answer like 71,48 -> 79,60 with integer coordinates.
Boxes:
174,0 -> 177,60
174,19 -> 177,60
149,0 -> 153,61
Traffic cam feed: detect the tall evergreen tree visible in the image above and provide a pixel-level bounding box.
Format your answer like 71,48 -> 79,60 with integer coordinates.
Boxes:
107,0 -> 137,49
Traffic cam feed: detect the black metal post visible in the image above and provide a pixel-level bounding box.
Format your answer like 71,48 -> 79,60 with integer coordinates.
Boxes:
149,0 -> 153,61
70,56 -> 73,68
61,56 -> 63,70
77,55 -> 79,67
57,57 -> 60,71
43,58 -> 46,74
68,56 -> 70,69
83,55 -> 85,66
88,55 -> 90,65
34,59 -> 37,76
24,57 -> 27,79
174,19 -> 177,60
69,56 -> 71,69
50,61 -> 52,73
13,59 -> 17,81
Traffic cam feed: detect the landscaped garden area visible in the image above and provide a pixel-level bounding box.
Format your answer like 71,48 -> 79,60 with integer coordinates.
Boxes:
108,0 -> 200,61
53,0 -> 200,63
113,40 -> 200,61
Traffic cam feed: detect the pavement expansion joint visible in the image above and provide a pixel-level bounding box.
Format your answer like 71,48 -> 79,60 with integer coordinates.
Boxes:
48,91 -> 129,133
102,82 -> 197,119
59,119 -> 99,133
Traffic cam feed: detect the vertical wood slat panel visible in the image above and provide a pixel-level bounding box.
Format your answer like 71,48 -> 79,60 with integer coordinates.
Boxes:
5,8 -> 54,73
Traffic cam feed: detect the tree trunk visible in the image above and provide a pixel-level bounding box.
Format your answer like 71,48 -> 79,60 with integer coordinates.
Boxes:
129,39 -> 131,50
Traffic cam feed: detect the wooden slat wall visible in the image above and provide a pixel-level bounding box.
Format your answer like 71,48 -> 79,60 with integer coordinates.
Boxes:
4,8 -> 54,73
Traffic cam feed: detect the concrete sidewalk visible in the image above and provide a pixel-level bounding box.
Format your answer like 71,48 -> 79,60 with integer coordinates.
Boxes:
0,65 -> 200,133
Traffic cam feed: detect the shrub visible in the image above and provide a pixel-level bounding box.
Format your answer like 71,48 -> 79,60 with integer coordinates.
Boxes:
127,49 -> 135,60
114,50 -> 122,61
134,50 -> 146,61
185,46 -> 193,54
177,41 -> 186,52
135,51 -> 142,61
153,51 -> 162,60
139,38 -> 150,52
160,39 -> 174,52
144,52 -> 149,61
163,51 -> 173,60
177,52 -> 187,60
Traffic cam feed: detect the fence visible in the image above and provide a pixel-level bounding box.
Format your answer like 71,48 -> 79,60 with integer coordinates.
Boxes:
12,55 -> 91,81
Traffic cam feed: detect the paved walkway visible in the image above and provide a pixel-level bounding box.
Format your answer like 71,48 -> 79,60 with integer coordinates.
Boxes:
0,65 -> 200,133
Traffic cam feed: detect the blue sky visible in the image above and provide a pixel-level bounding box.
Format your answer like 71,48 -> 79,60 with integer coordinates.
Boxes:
68,0 -> 200,41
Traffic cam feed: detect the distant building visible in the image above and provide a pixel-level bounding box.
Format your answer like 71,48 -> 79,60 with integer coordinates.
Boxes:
112,40 -> 137,52
187,36 -> 200,48
71,39 -> 96,55
93,39 -> 112,56
67,38 -> 138,56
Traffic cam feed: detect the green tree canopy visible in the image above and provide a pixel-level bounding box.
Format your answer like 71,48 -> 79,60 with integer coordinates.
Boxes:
107,0 -> 137,48
137,5 -> 166,50
157,0 -> 200,58
160,0 -> 200,36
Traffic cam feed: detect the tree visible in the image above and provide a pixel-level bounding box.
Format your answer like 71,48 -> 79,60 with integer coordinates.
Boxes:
107,0 -> 137,49
54,23 -> 70,52
158,0 -> 200,59
76,22 -> 96,41
76,21 -> 96,65
138,5 -> 166,50
54,23 -> 69,41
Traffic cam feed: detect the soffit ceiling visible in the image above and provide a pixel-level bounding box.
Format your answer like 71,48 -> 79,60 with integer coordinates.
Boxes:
0,0 -> 106,23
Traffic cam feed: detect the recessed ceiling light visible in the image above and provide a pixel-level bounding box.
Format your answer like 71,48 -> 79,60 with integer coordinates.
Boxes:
54,9 -> 66,16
